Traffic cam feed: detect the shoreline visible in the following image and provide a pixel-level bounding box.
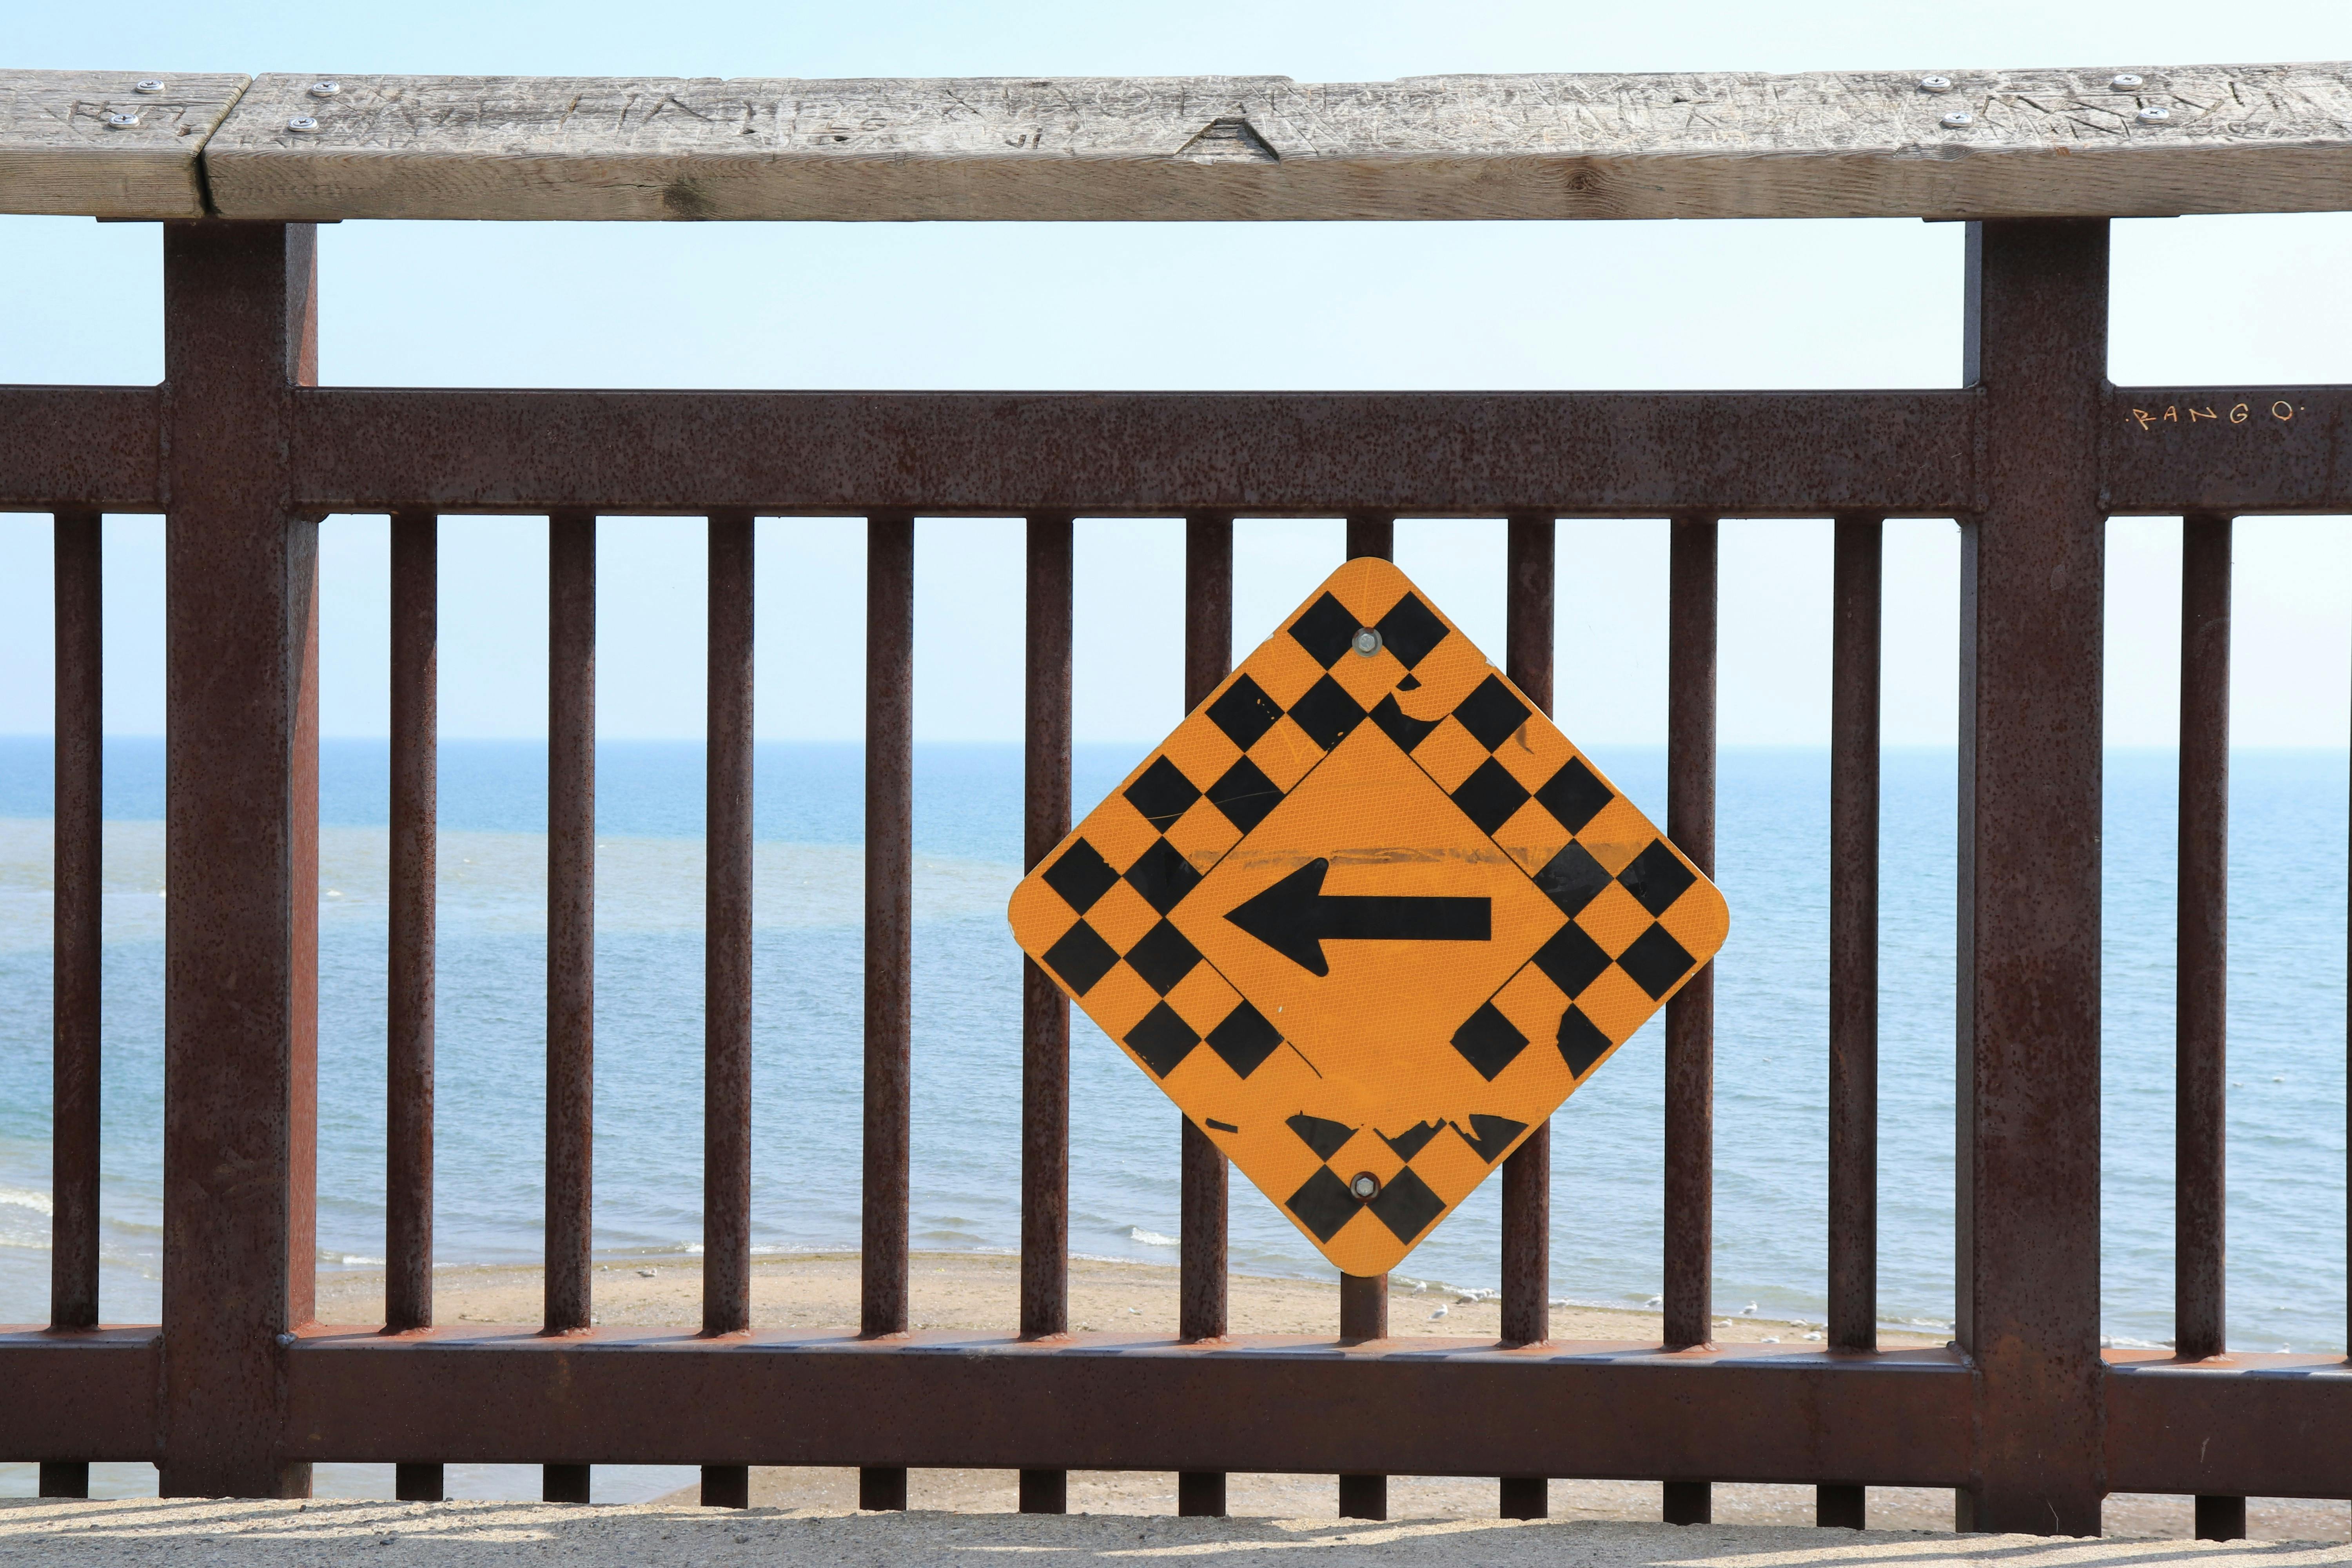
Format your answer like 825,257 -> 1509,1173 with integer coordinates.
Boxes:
313,1249 -> 1938,1346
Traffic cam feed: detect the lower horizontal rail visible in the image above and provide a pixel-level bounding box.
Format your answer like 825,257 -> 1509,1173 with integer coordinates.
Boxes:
288,1331 -> 1973,1482
9,1330 -> 2345,1500
2106,1351 -> 2352,1499
3,1328 -> 159,1460
14,1328 -> 1969,1481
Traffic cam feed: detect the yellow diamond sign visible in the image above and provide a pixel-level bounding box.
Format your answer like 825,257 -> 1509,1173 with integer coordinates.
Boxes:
1007,557 -> 1729,1276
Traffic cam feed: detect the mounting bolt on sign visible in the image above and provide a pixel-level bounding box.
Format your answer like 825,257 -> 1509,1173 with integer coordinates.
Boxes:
1008,558 -> 1729,1275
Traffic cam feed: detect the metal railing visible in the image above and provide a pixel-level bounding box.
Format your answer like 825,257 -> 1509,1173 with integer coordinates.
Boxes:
6,62 -> 2352,1540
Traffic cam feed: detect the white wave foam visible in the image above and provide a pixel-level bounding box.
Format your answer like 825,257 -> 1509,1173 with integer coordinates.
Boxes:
1126,1227 -> 1178,1248
0,1184 -> 56,1255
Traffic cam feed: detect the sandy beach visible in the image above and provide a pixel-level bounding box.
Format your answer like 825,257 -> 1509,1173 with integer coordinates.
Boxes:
314,1249 -> 1935,1345
304,1253 -> 2349,1541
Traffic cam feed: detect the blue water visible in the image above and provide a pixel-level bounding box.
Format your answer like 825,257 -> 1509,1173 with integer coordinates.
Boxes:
0,737 -> 2345,1363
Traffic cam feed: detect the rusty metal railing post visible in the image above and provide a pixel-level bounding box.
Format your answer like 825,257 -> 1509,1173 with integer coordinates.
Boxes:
1177,512 -> 1234,1519
158,219 -> 321,1500
859,514 -> 916,1513
700,509 -> 756,1511
1818,512 -> 1883,1531
1336,516 -> 1394,1525
1499,513 -> 1555,1521
1020,513 -> 1075,1517
1337,1271 -> 1389,1519
1955,218 -> 2109,1537
1344,514 -> 1393,564
387,507 -> 442,1504
543,509 -> 598,1506
43,506 -> 102,1503
1662,514 -> 1717,1526
2177,511 -> 2242,1541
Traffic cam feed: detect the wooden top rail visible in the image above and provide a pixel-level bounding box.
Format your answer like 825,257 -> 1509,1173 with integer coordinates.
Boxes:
2,71 -> 248,217
6,62 -> 2352,222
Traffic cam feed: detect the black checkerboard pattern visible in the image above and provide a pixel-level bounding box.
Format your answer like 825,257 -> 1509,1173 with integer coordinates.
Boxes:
1036,836 -> 1284,1081
1031,586 -> 1477,1083
1276,1110 -> 1528,1244
1429,737 -> 1702,1087
1294,589 -> 1705,1089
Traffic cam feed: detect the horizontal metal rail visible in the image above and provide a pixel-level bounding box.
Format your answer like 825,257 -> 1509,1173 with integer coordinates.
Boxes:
0,387 -> 162,510
11,1330 -> 2352,1502
2,384 -> 2348,516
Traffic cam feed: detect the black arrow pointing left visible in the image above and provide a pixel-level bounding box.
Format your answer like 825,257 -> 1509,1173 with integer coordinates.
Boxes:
1224,858 -> 1490,977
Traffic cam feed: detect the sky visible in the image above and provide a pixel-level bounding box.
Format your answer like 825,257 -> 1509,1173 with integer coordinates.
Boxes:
2,0 -> 2350,748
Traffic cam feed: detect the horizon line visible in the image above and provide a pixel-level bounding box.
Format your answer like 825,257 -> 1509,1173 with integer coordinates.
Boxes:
4,733 -> 2352,755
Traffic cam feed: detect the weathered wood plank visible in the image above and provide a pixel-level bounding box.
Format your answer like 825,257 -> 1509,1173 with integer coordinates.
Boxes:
0,71 -> 248,217
198,64 -> 2352,222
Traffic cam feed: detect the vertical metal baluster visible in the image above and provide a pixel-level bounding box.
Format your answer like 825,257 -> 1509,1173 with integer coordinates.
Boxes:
1818,514 -> 1883,1531
1020,514 -> 1075,1517
159,219 -> 320,1500
859,514 -> 916,1514
387,508 -> 443,1504
543,509 -> 596,1507
1338,516 -> 1394,1524
289,461 -> 323,1490
1178,512 -> 1234,1521
2178,512 -> 2242,1541
42,508 -> 101,1503
1499,514 -> 1556,1522
701,510 -> 756,1512
1955,219 -> 2108,1537
1662,515 -> 1717,1527
1336,1272 -> 1390,1520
